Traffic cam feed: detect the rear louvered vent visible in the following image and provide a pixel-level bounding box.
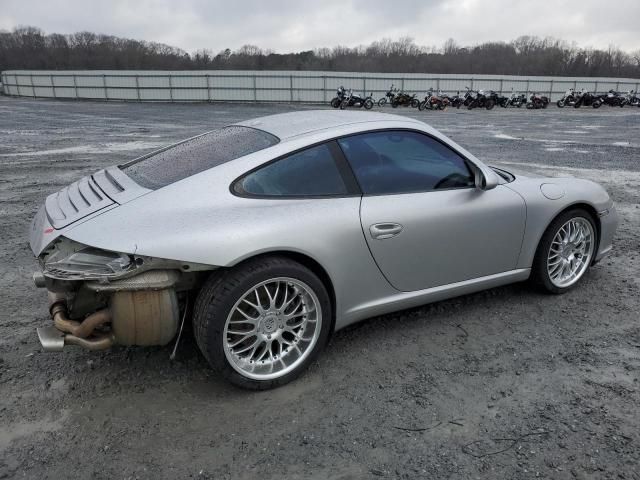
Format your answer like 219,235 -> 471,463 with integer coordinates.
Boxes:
45,175 -> 114,229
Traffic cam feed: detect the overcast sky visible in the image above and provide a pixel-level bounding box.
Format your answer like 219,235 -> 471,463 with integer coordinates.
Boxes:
1,0 -> 638,53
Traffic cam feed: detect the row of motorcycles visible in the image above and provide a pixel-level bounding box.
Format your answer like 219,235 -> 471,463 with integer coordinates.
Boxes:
556,88 -> 640,108
330,84 -> 551,111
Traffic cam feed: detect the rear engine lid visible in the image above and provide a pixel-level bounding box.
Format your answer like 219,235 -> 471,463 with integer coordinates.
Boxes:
44,166 -> 151,230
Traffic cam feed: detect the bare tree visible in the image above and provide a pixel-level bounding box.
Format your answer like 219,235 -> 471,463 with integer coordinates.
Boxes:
0,27 -> 638,78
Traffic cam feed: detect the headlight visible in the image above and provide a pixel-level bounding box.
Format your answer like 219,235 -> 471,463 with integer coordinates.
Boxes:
41,238 -> 134,280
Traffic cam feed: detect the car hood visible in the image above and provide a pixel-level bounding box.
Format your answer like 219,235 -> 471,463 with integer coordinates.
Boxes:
30,166 -> 151,256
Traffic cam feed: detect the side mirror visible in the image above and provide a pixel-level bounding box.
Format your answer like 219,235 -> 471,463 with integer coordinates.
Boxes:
474,168 -> 499,191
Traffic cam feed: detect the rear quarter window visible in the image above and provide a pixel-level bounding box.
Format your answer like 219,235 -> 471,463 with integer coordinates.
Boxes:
120,126 -> 279,189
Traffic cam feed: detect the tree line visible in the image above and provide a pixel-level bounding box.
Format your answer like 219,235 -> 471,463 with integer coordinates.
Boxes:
1,26 -> 639,78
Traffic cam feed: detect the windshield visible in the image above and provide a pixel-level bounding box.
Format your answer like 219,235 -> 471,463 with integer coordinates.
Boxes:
120,126 -> 279,190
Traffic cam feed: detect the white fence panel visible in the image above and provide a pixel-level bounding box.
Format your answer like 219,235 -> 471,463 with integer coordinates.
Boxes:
1,70 -> 639,103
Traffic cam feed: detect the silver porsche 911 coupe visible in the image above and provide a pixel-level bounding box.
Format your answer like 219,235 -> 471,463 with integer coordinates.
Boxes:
30,110 -> 617,389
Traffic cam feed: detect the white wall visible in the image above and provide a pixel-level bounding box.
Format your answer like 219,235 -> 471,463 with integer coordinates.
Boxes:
2,70 -> 639,102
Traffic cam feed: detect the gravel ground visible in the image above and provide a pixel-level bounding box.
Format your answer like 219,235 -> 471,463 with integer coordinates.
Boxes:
0,97 -> 638,480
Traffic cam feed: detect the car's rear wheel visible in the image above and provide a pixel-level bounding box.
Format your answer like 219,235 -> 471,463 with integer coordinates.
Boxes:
532,209 -> 597,294
193,256 -> 331,390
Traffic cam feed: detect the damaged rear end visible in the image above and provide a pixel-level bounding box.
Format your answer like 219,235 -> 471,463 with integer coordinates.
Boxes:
30,126 -> 280,353
30,167 -> 207,352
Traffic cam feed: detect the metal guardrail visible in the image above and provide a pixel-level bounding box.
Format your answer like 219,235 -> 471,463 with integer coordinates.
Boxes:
2,71 -> 639,103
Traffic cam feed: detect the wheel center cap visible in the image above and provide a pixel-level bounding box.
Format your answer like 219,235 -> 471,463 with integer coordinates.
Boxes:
262,315 -> 277,333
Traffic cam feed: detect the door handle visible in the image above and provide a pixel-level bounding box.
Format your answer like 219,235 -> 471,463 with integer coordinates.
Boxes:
370,223 -> 403,240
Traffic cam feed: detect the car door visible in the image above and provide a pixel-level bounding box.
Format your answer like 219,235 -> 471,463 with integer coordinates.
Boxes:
337,130 -> 526,292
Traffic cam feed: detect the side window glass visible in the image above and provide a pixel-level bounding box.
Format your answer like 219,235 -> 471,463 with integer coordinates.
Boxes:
238,143 -> 348,196
338,131 -> 475,195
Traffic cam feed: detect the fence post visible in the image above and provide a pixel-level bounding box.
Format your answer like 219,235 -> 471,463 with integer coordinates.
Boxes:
549,79 -> 554,100
594,81 -> 598,94
132,75 -> 138,101
168,75 -> 173,102
323,76 -> 327,103
363,77 -> 367,96
72,74 -> 78,98
436,77 -> 440,92
30,74 -> 35,98
253,75 -> 257,102
290,75 -> 293,102
525,79 -> 529,97
616,81 -> 620,92
499,78 -> 503,96
50,74 -> 56,99
206,74 -> 211,102
401,77 -> 405,92
470,78 -> 474,90
102,74 -> 108,100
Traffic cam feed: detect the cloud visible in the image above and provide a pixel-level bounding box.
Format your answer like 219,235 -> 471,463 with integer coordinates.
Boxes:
0,0 -> 638,53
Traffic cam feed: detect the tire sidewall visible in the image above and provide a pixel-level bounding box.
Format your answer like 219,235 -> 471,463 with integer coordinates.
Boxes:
194,258 -> 332,390
532,209 -> 597,294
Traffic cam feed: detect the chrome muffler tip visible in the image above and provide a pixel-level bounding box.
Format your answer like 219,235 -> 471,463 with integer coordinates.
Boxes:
33,271 -> 47,288
37,326 -> 65,352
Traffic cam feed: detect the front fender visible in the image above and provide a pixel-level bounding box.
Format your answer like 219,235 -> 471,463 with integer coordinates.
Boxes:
506,176 -> 616,269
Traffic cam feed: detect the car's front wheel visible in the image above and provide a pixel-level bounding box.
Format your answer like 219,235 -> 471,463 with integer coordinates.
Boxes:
193,256 -> 331,390
532,209 -> 597,294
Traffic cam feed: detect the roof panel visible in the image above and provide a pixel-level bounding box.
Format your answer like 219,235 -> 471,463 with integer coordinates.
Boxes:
236,110 -> 420,140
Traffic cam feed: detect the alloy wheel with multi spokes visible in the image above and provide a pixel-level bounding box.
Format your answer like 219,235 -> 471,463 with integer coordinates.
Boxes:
547,217 -> 595,288
223,277 -> 322,380
193,256 -> 331,389
533,209 -> 597,293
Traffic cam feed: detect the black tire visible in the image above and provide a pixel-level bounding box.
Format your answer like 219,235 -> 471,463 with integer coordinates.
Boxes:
391,100 -> 399,108
526,102 -> 534,109
485,99 -> 495,110
410,98 -> 420,108
557,100 -> 565,108
592,100 -> 602,109
339,100 -> 348,110
418,100 -> 426,111
193,256 -> 332,390
378,98 -> 387,107
530,209 -> 597,294
364,98 -> 373,110
330,97 -> 340,108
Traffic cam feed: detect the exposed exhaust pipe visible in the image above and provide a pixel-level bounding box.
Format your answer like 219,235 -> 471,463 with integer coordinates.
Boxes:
48,291 -> 112,338
40,291 -> 114,351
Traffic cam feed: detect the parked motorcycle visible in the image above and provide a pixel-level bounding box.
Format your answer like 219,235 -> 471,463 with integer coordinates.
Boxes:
378,84 -> 398,106
418,88 -> 449,111
526,93 -> 549,109
448,91 -> 465,109
500,91 -> 527,108
333,87 -> 373,109
330,86 -> 347,108
600,89 -> 627,107
467,89 -> 496,110
627,90 -> 640,107
460,87 -> 476,108
556,88 -> 578,108
391,91 -> 419,108
572,89 -> 600,108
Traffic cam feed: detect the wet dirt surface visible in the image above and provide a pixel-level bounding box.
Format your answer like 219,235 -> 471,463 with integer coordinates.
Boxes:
0,97 -> 638,480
